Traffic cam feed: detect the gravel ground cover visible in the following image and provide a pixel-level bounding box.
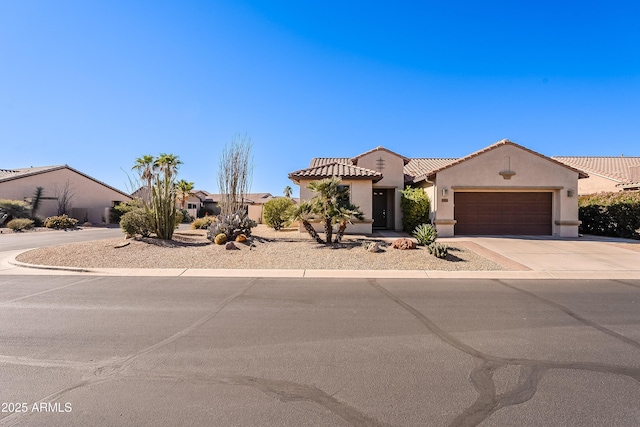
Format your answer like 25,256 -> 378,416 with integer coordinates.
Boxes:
15,225 -> 505,270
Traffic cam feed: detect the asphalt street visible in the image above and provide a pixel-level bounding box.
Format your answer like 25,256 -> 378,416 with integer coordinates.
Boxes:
1,275 -> 639,426
0,227 -> 123,251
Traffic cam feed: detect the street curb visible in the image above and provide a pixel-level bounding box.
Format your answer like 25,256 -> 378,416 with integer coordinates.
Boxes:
8,258 -> 95,273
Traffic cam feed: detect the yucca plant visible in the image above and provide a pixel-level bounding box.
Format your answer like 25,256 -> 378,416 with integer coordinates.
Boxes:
413,223 -> 437,246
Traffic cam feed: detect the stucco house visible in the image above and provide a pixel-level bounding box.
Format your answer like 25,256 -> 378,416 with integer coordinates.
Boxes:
0,165 -> 132,224
552,156 -> 640,194
289,139 -> 588,237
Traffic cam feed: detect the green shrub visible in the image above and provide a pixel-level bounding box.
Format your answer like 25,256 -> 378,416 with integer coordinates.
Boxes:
207,210 -> 257,242
263,197 -> 294,230
428,242 -> 448,259
191,216 -> 215,229
579,191 -> 640,239
401,187 -> 431,233
7,218 -> 34,232
44,214 -> 78,229
0,199 -> 31,222
413,223 -> 437,246
119,209 -> 154,237
179,208 -> 193,223
111,199 -> 145,224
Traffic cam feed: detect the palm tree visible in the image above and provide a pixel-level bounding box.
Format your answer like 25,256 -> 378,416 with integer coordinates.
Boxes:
154,153 -> 182,180
283,185 -> 292,198
307,176 -> 348,245
176,179 -> 195,209
288,201 -> 324,244
132,155 -> 156,202
333,202 -> 364,243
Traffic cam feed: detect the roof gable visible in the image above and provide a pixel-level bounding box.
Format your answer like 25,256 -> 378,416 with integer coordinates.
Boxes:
0,164 -> 132,199
351,146 -> 410,165
421,139 -> 589,181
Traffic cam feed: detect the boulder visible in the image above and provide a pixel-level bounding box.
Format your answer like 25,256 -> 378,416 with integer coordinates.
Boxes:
225,242 -> 239,250
392,238 -> 416,250
367,242 -> 382,253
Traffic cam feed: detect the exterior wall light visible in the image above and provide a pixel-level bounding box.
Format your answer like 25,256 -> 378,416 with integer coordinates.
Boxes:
567,189 -> 574,198
442,188 -> 448,197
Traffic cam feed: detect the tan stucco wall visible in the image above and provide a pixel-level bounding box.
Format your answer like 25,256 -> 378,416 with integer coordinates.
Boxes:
431,145 -> 580,237
297,178 -> 374,234
356,150 -> 406,230
577,174 -> 621,195
248,204 -> 263,224
0,168 -> 131,224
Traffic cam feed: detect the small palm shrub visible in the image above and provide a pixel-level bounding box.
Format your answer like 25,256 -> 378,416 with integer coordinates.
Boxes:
45,214 -> 78,229
413,223 -> 437,246
207,210 -> 257,242
428,242 -> 448,259
7,218 -> 34,232
120,209 -> 154,237
263,197 -> 294,230
191,216 -> 215,229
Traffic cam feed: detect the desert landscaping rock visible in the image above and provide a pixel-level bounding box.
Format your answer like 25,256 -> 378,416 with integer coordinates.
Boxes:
15,225 -> 505,271
392,238 -> 416,250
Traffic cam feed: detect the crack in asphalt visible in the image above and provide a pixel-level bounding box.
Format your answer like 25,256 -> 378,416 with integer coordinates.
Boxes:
0,277 -> 104,306
367,279 -> 640,427
496,280 -> 640,351
0,277 -> 391,427
124,370 -> 394,427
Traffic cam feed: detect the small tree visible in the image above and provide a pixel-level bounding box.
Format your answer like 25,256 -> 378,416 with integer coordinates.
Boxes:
289,201 -> 324,244
55,180 -> 74,215
283,185 -> 292,198
263,197 -> 294,230
292,177 -> 363,244
130,153 -> 182,240
31,187 -> 44,218
401,187 -> 431,233
218,134 -> 253,217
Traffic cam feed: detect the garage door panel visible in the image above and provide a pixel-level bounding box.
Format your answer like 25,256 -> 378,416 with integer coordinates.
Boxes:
454,192 -> 552,235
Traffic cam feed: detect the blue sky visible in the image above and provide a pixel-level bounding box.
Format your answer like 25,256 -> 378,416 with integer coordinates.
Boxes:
1,1 -> 639,196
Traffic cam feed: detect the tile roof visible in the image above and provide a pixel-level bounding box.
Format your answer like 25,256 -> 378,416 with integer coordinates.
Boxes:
552,156 -> 640,185
288,162 -> 383,183
404,158 -> 458,180
309,158 -> 352,168
0,165 -> 67,181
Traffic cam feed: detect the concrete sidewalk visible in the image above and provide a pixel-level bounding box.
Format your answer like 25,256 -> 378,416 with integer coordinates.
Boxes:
2,234 -> 640,279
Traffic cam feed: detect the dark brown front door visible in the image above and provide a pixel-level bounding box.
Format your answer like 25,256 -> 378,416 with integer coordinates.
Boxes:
454,192 -> 552,235
372,189 -> 388,229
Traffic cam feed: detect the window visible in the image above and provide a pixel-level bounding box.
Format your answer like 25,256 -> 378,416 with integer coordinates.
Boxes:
337,185 -> 350,208
187,203 -> 197,210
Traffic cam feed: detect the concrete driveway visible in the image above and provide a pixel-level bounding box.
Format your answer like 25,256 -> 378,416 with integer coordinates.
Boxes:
446,235 -> 640,279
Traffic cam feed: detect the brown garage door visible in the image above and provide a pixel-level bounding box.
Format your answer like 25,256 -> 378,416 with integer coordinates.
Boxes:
454,192 -> 552,235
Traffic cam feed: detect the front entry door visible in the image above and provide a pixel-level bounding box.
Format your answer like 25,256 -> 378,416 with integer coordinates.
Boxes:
372,189 -> 388,229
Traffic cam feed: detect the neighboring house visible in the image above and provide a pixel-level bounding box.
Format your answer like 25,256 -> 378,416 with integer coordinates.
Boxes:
192,191 -> 285,224
0,165 -> 132,224
552,156 -> 640,194
289,140 -> 588,237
